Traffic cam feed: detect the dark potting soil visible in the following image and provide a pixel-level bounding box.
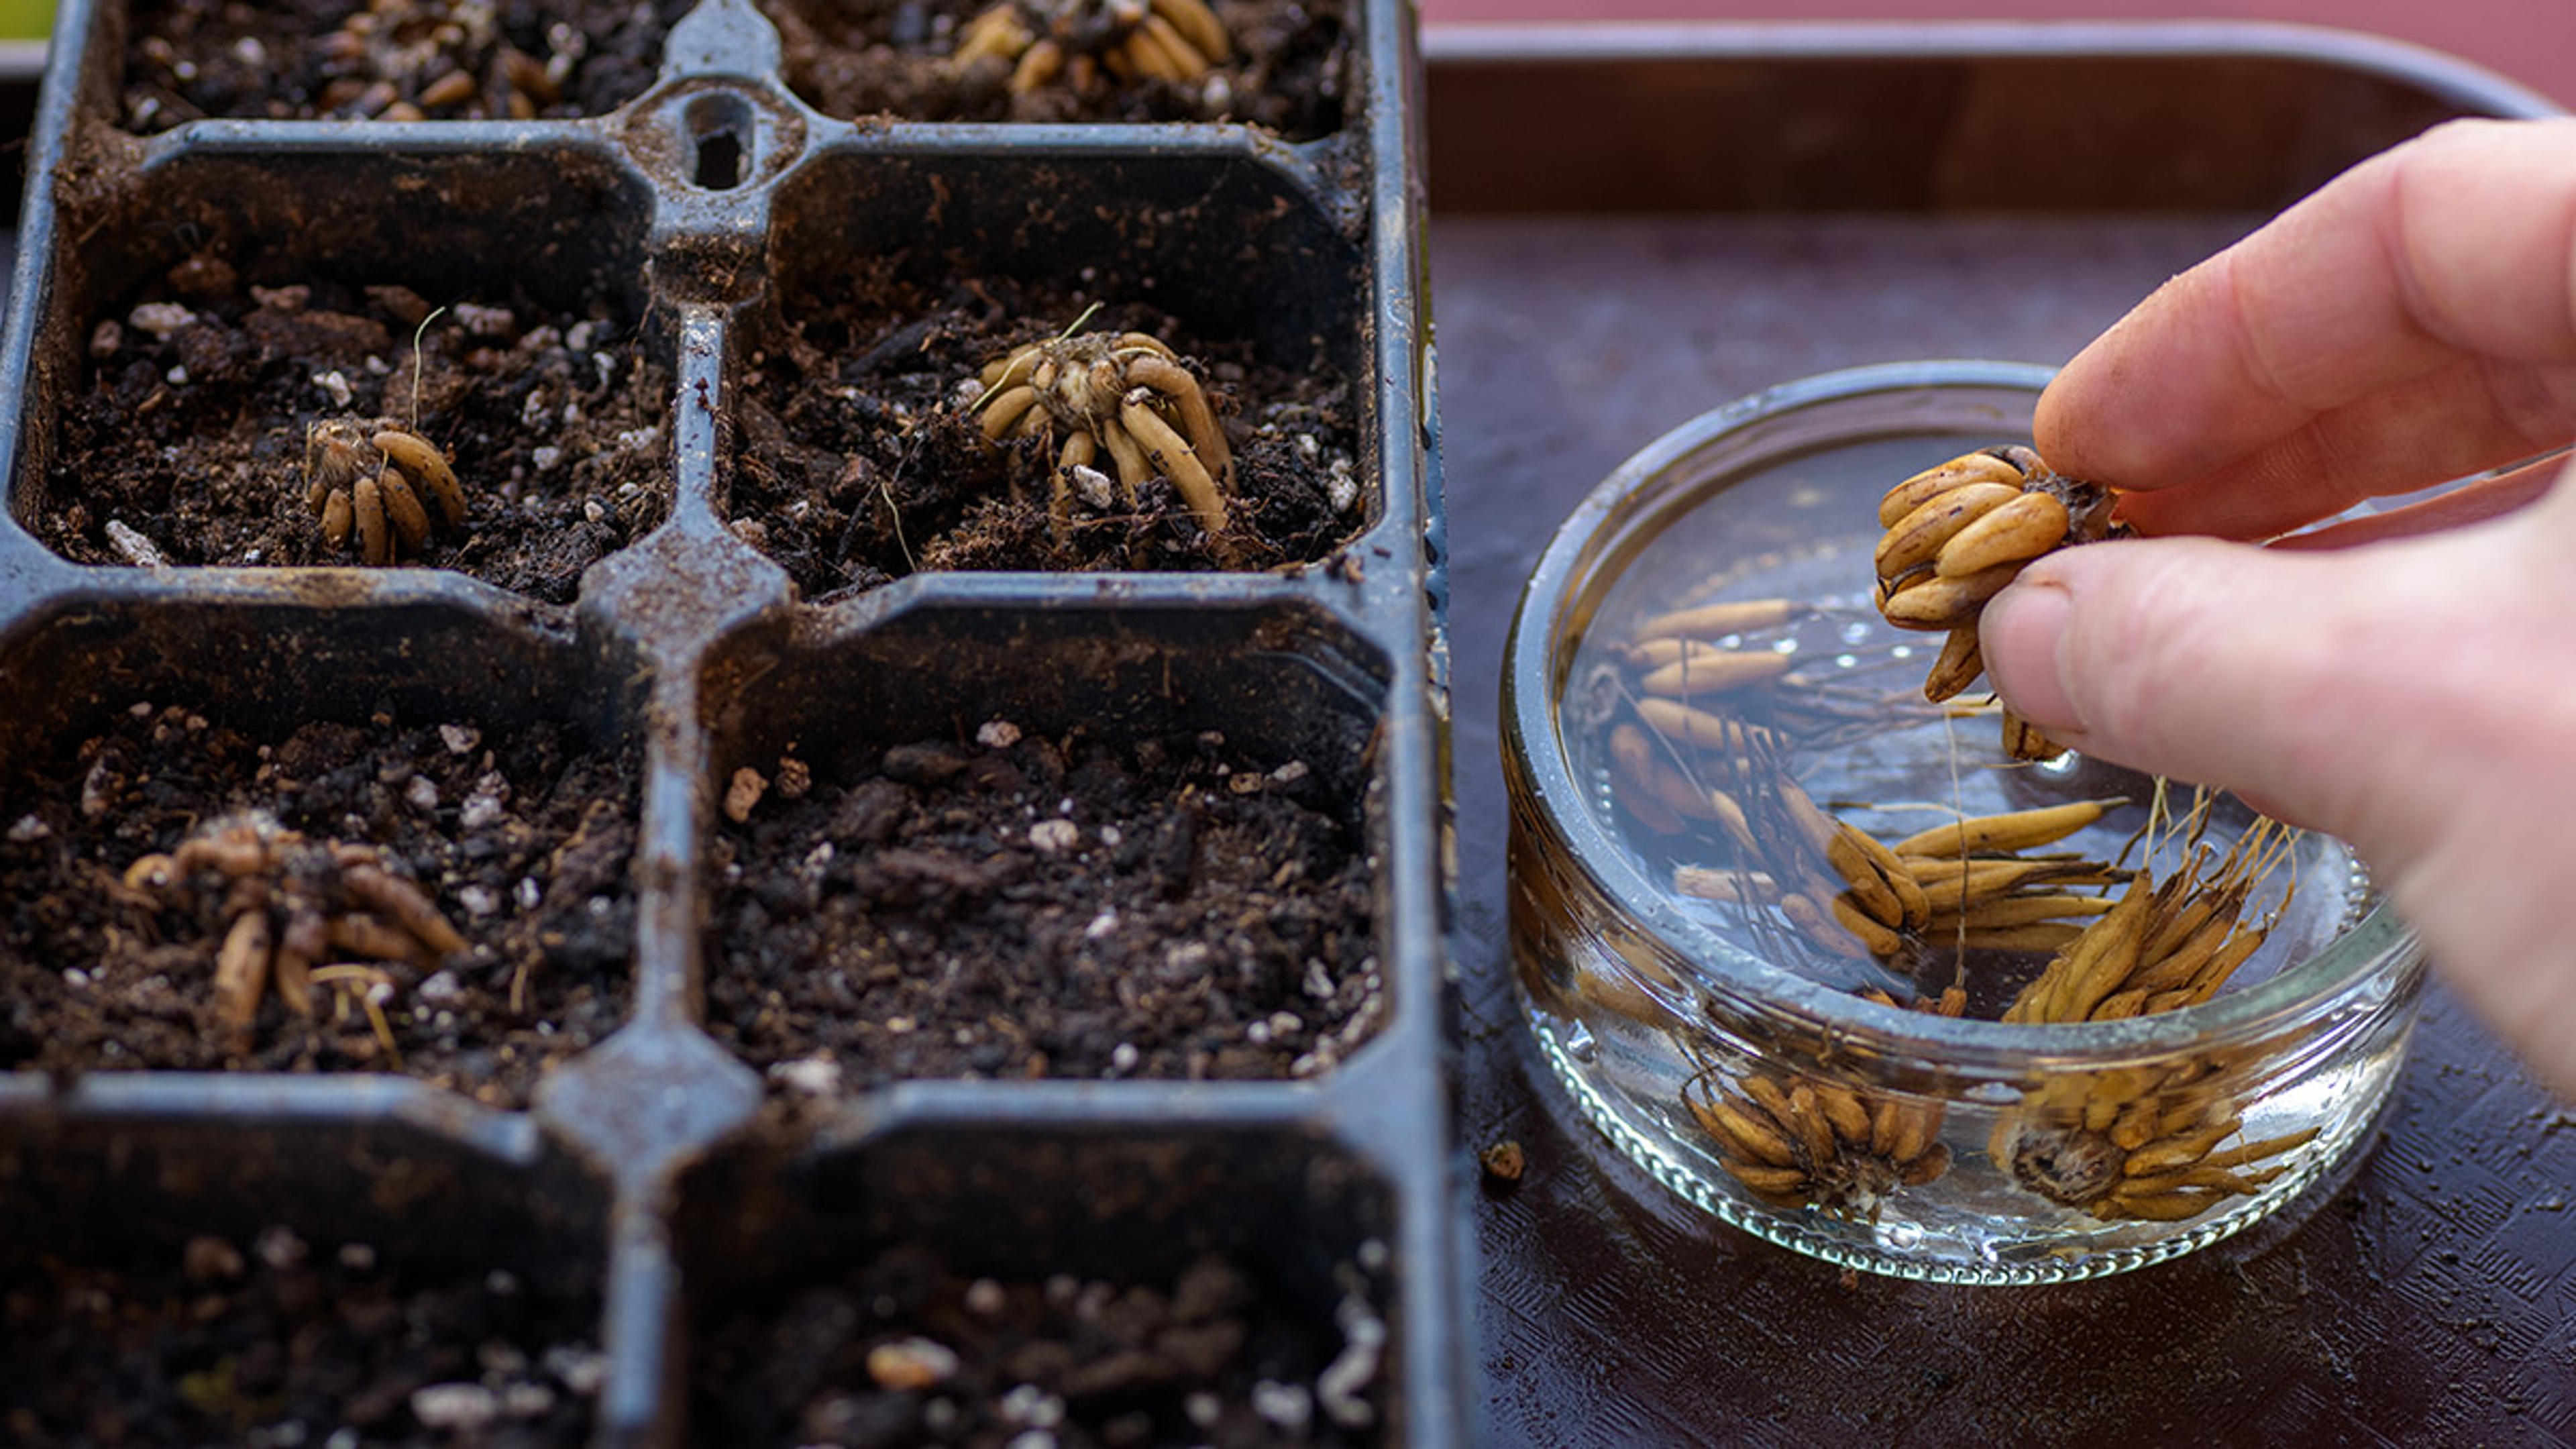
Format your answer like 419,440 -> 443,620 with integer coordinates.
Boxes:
38,262 -> 671,605
692,1241 -> 1389,1448
0,704 -> 637,1109
764,0 -> 1352,138
734,273 -> 1366,602
708,723 -> 1384,1087
118,0 -> 691,131
0,1221 -> 602,1448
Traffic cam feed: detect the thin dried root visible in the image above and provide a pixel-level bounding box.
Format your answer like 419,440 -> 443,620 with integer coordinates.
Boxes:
1949,922 -> 2090,953
311,965 -> 405,1065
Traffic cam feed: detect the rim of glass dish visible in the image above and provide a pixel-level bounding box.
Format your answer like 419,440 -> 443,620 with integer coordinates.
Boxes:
1503,359 -> 2421,1074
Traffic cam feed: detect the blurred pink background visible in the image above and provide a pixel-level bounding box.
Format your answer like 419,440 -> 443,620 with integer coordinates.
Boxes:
1417,1 -> 2576,110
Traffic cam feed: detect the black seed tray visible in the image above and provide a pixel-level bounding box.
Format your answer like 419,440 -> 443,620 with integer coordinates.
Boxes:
0,3 -> 1458,1444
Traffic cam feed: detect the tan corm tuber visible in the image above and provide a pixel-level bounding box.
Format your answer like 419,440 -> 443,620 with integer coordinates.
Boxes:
1995,1063 -> 2319,1225
971,325 -> 1235,544
1682,987 -> 1966,1218
306,419 -> 468,566
1985,806 -> 2314,1223
123,811 -> 468,1058
1670,796 -> 2137,973
1591,594 -> 2133,974
1872,445 -> 2123,759
953,0 -> 1232,95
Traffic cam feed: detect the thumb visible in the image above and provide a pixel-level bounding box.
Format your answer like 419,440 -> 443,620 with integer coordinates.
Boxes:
1976,533 -> 2452,853
1978,509 -> 2576,1096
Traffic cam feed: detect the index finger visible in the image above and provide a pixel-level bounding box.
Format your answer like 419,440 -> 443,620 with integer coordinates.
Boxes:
2036,117 -> 2576,513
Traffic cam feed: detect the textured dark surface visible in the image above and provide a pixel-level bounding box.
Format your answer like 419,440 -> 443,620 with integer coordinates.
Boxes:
1429,38 -> 2576,1447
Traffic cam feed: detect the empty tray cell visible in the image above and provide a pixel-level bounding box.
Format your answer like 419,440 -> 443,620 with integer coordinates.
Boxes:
0,1113 -> 608,1446
703,602 -> 1390,1085
115,0 -> 692,131
680,1124 -> 1399,1446
762,0 -> 1354,136
19,149 -> 667,600
0,601 -> 639,1107
733,151 -> 1370,599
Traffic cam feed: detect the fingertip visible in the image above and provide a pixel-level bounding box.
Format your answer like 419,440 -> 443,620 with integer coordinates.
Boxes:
1976,536 -> 2444,854
2032,347 -> 2109,479
1978,576 -> 2084,738
2035,330 -> 2190,490
2229,786 -> 2316,830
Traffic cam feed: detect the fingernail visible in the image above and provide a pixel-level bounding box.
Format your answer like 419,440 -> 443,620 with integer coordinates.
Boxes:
1980,578 -> 2084,735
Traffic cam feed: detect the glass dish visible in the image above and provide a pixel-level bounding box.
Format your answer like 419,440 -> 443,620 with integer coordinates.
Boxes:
1501,361 -> 2424,1282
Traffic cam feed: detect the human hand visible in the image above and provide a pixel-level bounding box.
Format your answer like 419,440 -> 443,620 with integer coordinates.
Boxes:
1980,117 -> 2576,1096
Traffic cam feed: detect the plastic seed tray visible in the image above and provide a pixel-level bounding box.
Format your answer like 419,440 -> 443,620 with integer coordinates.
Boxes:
0,3 -> 1459,1444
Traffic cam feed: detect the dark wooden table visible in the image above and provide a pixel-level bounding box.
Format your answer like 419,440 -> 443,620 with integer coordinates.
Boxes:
1428,29 -> 2576,1444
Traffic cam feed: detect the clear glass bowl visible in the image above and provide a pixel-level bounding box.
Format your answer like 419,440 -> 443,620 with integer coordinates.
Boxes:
1501,362 -> 2425,1283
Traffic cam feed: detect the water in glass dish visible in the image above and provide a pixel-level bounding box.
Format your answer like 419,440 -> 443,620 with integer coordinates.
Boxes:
1511,425 -> 2409,1280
